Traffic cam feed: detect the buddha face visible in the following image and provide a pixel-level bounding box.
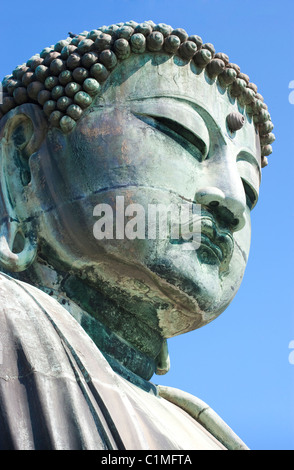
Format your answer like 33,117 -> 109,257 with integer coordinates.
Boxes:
23,54 -> 261,337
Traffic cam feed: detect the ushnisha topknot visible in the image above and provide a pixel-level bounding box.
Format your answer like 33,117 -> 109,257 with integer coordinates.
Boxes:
1,20 -> 274,168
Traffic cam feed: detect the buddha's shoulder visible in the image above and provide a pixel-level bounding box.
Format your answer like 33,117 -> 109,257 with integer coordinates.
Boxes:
0,272 -> 58,314
0,271 -> 107,369
0,273 -> 67,349
0,272 -> 80,350
0,271 -> 41,295
157,385 -> 249,450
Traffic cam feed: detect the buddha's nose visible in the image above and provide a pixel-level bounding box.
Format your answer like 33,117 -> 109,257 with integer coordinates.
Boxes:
195,186 -> 246,232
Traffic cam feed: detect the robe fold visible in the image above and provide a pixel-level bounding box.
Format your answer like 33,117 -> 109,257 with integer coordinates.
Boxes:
0,273 -> 247,450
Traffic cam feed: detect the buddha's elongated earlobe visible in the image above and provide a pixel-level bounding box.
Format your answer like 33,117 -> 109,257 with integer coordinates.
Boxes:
0,218 -> 37,272
156,339 -> 170,375
0,103 -> 47,273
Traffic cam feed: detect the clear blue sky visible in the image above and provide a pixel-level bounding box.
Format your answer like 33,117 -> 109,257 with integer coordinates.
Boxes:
1,0 -> 293,451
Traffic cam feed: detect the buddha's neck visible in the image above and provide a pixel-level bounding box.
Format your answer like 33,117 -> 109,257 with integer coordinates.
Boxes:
15,260 -> 167,384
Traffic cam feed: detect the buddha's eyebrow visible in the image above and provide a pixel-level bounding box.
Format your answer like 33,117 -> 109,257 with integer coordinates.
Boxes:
128,96 -> 210,159
237,151 -> 261,176
126,94 -> 227,145
237,151 -> 261,192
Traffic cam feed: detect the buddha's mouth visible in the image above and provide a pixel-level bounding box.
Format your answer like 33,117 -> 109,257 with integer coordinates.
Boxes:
178,213 -> 234,269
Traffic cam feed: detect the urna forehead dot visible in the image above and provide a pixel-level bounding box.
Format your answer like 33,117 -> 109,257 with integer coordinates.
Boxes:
226,112 -> 245,132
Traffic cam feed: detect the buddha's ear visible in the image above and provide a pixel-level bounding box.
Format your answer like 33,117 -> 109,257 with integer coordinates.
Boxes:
0,104 -> 48,272
156,339 -> 170,375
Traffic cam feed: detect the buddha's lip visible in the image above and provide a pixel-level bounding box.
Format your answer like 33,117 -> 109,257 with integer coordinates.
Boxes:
180,213 -> 234,265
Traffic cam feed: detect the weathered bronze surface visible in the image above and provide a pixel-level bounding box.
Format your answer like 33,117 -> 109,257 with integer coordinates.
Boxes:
0,20 -> 274,450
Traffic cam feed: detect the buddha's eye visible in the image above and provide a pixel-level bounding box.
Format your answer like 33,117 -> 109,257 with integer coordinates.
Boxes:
242,179 -> 257,210
133,113 -> 206,160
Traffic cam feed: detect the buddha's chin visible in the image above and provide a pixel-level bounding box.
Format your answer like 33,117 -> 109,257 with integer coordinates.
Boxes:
146,250 -> 222,314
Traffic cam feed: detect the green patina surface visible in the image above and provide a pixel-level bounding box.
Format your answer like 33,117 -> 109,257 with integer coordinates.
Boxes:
0,26 -> 264,382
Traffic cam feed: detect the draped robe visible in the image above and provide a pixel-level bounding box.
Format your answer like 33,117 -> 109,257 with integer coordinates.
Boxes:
0,273 -> 247,450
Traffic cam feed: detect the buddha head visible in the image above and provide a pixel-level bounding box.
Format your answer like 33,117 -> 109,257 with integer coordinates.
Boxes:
0,21 -> 274,374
